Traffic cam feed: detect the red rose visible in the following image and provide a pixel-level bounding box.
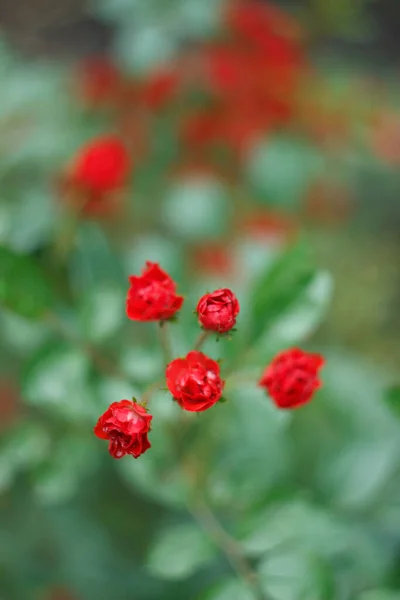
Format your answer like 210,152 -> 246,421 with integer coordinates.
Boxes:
196,288 -> 239,333
166,351 -> 225,412
126,262 -> 184,322
70,135 -> 130,194
94,400 -> 152,459
259,348 -> 325,409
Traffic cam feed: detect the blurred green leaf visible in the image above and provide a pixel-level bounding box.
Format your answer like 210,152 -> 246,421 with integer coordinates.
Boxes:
23,343 -> 98,421
123,234 -> 184,281
69,223 -> 124,294
114,24 -> 177,73
247,137 -> 324,208
79,283 -> 125,343
258,549 -> 335,600
2,187 -> 56,252
31,435 -> 99,505
357,591 -> 400,600
0,245 -> 54,319
384,386 -> 400,418
0,309 -> 50,355
202,578 -> 254,600
248,241 -> 315,345
163,177 -> 230,240
147,523 -> 214,580
120,346 -> 163,385
256,270 -> 333,356
207,386 -> 290,509
317,438 -> 400,511
239,499 -> 348,559
0,421 -> 50,493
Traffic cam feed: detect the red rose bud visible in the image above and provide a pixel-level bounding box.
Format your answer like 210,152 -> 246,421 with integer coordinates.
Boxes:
259,348 -> 325,409
94,400 -> 152,459
126,262 -> 184,322
196,288 -> 239,333
70,135 -> 130,194
166,351 -> 225,412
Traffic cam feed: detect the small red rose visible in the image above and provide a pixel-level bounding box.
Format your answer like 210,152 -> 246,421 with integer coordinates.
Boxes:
126,262 -> 184,322
196,288 -> 239,333
70,135 -> 130,194
259,347 -> 325,409
166,351 -> 225,412
94,400 -> 152,459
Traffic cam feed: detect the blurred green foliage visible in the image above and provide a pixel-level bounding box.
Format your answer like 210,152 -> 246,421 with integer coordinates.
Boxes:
0,0 -> 400,599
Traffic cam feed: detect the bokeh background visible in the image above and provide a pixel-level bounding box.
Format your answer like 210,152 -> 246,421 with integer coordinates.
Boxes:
1,1 -> 400,599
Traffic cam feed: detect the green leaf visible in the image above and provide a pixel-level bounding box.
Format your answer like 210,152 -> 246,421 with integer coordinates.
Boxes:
147,523 -> 214,580
258,549 -> 335,600
0,421 -> 50,493
256,270 -> 333,356
0,245 -> 54,319
384,386 -> 400,417
248,241 -> 315,345
202,578 -> 254,600
22,343 -> 98,421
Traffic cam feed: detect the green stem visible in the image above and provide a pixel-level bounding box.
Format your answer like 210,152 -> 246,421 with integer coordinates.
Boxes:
159,321 -> 173,365
194,330 -> 210,351
188,497 -> 269,600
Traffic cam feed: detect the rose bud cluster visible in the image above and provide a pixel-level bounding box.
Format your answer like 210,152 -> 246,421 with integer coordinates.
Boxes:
259,347 -> 325,409
196,288 -> 239,333
166,351 -> 225,412
94,400 -> 152,459
126,262 -> 184,322
94,262 -> 326,459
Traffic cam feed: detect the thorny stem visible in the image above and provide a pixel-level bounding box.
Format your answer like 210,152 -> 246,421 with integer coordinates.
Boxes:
193,329 -> 210,351
188,498 -> 269,600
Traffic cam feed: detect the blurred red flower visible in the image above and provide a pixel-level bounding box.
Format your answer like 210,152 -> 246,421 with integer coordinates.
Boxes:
239,210 -> 298,244
140,68 -> 180,110
69,135 -> 130,194
74,57 -> 122,108
190,242 -> 234,277
259,347 -> 325,409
